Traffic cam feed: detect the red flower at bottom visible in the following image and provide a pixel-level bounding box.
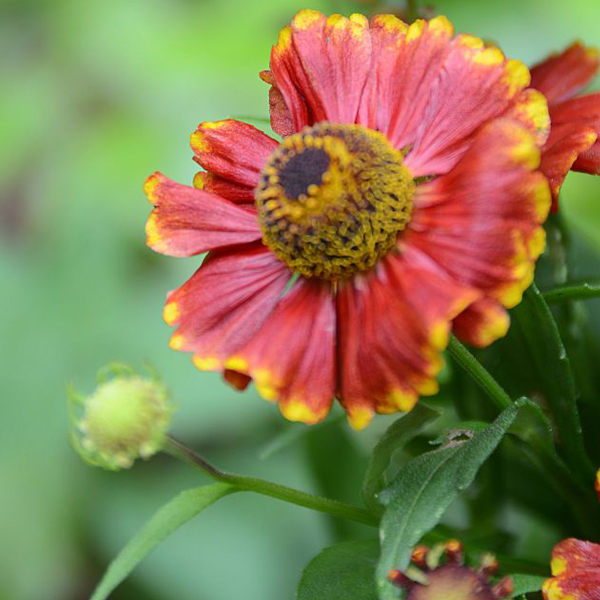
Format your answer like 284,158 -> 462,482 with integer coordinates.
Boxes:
543,538 -> 600,600
145,11 -> 551,428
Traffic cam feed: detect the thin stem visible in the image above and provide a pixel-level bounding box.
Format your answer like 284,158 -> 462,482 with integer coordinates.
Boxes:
165,436 -> 379,528
447,335 -> 513,410
406,0 -> 419,21
543,280 -> 600,304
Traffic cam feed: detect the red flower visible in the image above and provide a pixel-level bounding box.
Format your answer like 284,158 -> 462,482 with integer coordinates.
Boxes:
530,43 -> 600,209
543,538 -> 600,600
145,11 -> 551,428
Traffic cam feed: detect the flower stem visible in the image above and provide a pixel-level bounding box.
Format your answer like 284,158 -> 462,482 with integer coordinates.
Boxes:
406,0 -> 419,21
543,280 -> 600,304
164,436 -> 379,528
447,335 -> 513,410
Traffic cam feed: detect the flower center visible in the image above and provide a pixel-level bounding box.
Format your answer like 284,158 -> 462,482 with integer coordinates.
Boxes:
255,123 -> 415,280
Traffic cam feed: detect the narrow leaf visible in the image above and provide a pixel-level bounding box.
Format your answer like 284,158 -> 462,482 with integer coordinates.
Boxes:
376,402 -> 522,599
362,405 -> 439,511
91,483 -> 235,600
512,284 -> 593,480
298,540 -> 379,600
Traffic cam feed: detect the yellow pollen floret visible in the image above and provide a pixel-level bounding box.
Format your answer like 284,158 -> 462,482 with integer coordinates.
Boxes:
551,556 -> 568,576
428,15 -> 453,37
255,122 -> 415,280
169,333 -> 185,350
143,174 -> 160,203
388,388 -> 419,412
348,405 -> 374,430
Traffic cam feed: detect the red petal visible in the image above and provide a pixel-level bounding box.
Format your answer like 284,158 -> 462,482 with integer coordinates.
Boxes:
548,93 -> 600,178
226,278 -> 335,425
358,16 -> 454,145
551,538 -> 600,574
406,37 -> 531,176
192,171 -> 255,204
163,243 -> 291,369
190,119 -> 278,188
144,172 -> 261,257
502,88 -> 550,146
337,250 -> 477,429
259,70 -> 295,138
408,119 -> 550,311
539,123 -> 597,210
573,140 -> 600,175
452,298 -> 510,348
270,11 -> 372,131
530,43 -> 600,106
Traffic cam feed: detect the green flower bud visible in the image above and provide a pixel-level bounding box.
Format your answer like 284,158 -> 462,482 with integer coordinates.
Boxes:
69,364 -> 172,470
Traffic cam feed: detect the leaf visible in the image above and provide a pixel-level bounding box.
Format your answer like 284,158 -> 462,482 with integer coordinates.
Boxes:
511,284 -> 593,481
508,397 -> 555,455
90,483 -> 236,600
362,405 -> 439,511
510,573 -> 547,597
376,402 -> 522,600
297,540 -> 379,600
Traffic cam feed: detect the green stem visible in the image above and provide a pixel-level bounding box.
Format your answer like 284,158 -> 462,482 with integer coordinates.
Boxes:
543,280 -> 600,304
165,437 -> 379,528
406,0 -> 419,21
447,336 -> 513,411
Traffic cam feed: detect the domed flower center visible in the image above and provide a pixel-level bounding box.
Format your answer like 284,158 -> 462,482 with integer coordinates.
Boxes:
255,123 -> 415,280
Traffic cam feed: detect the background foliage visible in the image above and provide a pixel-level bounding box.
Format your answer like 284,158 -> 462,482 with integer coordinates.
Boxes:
1,0 -> 599,598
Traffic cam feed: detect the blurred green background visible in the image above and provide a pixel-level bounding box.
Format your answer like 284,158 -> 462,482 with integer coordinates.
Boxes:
1,0 -> 599,598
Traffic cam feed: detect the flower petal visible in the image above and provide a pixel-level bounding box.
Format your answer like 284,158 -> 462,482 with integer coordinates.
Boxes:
190,119 -> 278,188
270,10 -> 372,131
143,172 -> 262,257
163,243 -> 291,369
259,70 -> 295,138
539,123 -> 598,210
550,538 -> 600,575
530,43 -> 600,106
337,249 -> 477,429
503,88 -> 550,146
573,140 -> 600,175
358,15 -> 454,143
548,92 -> 600,178
452,298 -> 510,348
193,171 -> 255,204
543,538 -> 600,600
405,37 -> 531,176
408,118 -> 551,311
226,278 -> 336,425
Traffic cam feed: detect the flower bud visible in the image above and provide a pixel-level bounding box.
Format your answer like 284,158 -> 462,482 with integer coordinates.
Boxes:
69,364 -> 172,470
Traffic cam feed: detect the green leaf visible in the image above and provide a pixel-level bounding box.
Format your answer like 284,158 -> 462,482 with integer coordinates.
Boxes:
510,573 -> 547,597
362,405 -> 439,511
508,397 -> 555,455
376,402 -> 522,600
543,279 -> 600,304
90,483 -> 236,600
512,284 -> 593,481
297,540 -> 379,600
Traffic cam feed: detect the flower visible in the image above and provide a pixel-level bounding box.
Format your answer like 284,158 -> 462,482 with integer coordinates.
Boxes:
145,11 -> 551,429
530,42 -> 600,209
69,364 -> 172,470
389,540 -> 513,600
543,538 -> 600,600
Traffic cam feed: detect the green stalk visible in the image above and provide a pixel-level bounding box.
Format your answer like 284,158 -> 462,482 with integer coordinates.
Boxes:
164,437 -> 379,528
406,0 -> 419,21
447,335 -> 513,411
